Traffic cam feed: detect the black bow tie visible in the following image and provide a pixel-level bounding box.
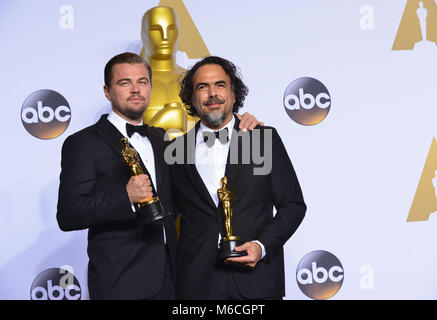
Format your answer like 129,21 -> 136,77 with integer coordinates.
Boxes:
126,123 -> 150,138
202,127 -> 229,147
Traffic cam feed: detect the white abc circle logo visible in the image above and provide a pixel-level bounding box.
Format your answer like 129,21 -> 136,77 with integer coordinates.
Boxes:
30,267 -> 81,300
283,77 -> 331,125
285,88 -> 330,110
22,101 -> 71,124
21,89 -> 71,139
296,250 -> 344,300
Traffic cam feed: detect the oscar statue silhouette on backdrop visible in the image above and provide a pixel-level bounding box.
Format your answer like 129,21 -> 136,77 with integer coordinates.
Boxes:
414,1 -> 436,49
392,0 -> 437,50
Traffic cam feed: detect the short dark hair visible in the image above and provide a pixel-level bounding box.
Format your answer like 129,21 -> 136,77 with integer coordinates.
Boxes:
104,52 -> 152,89
179,56 -> 249,116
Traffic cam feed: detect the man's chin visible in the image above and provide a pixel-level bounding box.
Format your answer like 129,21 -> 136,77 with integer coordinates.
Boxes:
202,111 -> 228,129
112,103 -> 145,122
127,112 -> 144,121
121,109 -> 145,122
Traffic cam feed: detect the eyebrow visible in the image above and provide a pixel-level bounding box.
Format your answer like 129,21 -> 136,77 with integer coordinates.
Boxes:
116,78 -> 130,83
195,80 -> 227,89
116,77 -> 149,84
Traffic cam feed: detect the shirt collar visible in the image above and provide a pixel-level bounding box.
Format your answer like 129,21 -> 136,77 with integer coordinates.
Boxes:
196,115 -> 235,146
107,110 -> 144,138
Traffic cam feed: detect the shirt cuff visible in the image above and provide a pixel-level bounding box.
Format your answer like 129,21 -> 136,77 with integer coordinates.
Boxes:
251,240 -> 266,260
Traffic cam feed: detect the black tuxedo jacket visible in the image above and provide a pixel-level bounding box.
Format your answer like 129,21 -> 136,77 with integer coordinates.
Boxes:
57,114 -> 177,300
170,116 -> 306,299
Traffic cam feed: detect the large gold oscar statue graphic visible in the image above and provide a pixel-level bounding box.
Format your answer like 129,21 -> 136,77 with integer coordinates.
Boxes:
140,5 -> 198,138
140,0 -> 210,237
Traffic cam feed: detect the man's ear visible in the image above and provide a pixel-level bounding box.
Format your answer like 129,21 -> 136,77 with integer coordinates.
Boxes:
103,85 -> 111,102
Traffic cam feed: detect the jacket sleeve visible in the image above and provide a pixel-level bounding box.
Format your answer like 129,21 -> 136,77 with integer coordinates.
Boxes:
256,127 -> 306,261
56,134 -> 135,231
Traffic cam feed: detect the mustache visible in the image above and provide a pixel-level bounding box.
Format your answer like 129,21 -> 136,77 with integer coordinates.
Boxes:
127,95 -> 145,100
204,97 -> 225,106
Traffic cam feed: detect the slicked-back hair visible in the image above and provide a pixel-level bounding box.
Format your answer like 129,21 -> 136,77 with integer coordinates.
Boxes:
179,56 -> 248,116
104,52 -> 152,89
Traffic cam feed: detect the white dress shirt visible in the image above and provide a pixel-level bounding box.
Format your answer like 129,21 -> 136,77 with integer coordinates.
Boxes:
195,118 -> 235,207
195,116 -> 266,259
107,111 -> 157,190
107,110 -> 166,244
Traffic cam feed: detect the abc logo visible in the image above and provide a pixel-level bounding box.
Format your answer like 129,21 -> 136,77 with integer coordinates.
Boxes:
30,268 -> 81,300
283,77 -> 331,125
21,89 -> 71,139
296,250 -> 344,300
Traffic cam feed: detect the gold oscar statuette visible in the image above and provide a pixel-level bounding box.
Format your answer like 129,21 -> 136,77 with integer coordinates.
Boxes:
217,177 -> 247,260
121,138 -> 170,224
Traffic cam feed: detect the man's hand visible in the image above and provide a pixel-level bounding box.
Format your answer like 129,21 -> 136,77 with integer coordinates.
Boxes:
236,112 -> 264,132
225,241 -> 262,268
126,174 -> 153,204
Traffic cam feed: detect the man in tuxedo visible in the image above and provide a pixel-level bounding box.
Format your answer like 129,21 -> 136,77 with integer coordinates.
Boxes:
170,56 -> 306,299
56,52 -> 260,299
56,52 -> 178,299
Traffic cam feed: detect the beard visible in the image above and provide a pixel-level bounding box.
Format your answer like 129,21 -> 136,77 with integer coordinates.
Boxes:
201,109 -> 229,129
112,102 -> 145,122
199,97 -> 232,129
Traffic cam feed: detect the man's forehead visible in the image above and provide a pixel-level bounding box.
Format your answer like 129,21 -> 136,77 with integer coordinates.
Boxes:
113,63 -> 149,78
193,64 -> 230,82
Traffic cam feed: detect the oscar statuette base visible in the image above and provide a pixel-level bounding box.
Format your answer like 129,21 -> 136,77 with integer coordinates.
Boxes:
136,197 -> 170,224
217,236 -> 248,261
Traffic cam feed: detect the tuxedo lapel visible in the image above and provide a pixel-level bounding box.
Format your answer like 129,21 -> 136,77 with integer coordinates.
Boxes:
182,121 -> 217,210
224,115 -> 247,185
94,114 -> 125,156
94,115 -> 156,189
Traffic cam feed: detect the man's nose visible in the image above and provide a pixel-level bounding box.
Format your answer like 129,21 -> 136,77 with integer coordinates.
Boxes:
131,83 -> 140,93
208,86 -> 217,97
